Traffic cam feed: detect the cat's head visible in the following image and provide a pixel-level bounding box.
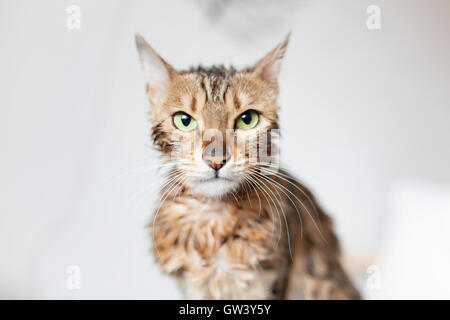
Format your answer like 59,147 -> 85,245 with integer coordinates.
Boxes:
136,33 -> 289,198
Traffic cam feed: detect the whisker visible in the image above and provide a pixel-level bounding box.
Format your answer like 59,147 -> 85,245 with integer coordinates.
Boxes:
253,171 -> 304,240
110,162 -> 176,183
245,174 -> 276,235
249,170 -> 291,257
152,174 -> 186,259
243,176 -> 261,213
256,164 -> 322,220
128,171 -> 184,213
241,179 -> 254,209
129,169 -> 182,201
256,166 -> 326,243
247,173 -> 283,248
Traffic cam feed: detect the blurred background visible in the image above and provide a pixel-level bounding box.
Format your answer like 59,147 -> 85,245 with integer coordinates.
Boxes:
1,0 -> 449,299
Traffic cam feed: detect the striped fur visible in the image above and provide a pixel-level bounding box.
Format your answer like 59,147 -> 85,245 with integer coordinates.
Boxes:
136,33 -> 360,299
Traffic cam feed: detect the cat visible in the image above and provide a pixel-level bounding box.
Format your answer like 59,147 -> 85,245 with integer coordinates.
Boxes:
135,33 -> 360,300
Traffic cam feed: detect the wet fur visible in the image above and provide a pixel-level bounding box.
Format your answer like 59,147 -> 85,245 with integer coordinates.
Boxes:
136,34 -> 360,299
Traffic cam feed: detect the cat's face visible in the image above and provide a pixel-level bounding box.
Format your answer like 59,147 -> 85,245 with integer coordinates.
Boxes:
136,34 -> 289,197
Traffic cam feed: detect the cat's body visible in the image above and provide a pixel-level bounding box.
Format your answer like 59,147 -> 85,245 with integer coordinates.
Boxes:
154,187 -> 288,299
136,33 -> 360,299
153,170 -> 359,299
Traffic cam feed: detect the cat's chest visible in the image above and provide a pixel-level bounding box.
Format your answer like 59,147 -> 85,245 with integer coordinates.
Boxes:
152,195 -> 287,298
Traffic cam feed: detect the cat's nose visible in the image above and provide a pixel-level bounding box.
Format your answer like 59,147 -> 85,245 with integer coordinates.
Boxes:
204,155 -> 228,171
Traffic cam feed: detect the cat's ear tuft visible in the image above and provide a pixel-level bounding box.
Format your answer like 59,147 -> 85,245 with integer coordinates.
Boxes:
251,32 -> 291,88
135,33 -> 176,105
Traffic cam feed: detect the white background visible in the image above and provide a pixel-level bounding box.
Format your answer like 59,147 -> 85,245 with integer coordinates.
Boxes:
1,0 -> 449,299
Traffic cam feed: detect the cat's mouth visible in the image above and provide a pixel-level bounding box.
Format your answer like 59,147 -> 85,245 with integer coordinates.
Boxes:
199,176 -> 233,183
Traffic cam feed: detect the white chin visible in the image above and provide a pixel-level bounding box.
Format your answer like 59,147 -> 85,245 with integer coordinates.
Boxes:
191,178 -> 240,197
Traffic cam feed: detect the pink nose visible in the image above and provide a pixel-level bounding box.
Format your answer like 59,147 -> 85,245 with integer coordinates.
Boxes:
204,155 -> 228,171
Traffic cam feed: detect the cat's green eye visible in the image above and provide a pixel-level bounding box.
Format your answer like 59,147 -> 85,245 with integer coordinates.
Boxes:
173,112 -> 197,131
235,110 -> 259,130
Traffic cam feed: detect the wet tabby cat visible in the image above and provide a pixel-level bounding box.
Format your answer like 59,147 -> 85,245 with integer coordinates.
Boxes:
135,33 -> 360,300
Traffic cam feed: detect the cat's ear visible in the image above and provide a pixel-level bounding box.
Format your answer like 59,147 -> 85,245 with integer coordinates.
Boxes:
135,33 -> 176,105
251,32 -> 291,88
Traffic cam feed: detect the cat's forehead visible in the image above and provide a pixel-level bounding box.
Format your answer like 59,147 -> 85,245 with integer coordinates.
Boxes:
180,65 -> 237,104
